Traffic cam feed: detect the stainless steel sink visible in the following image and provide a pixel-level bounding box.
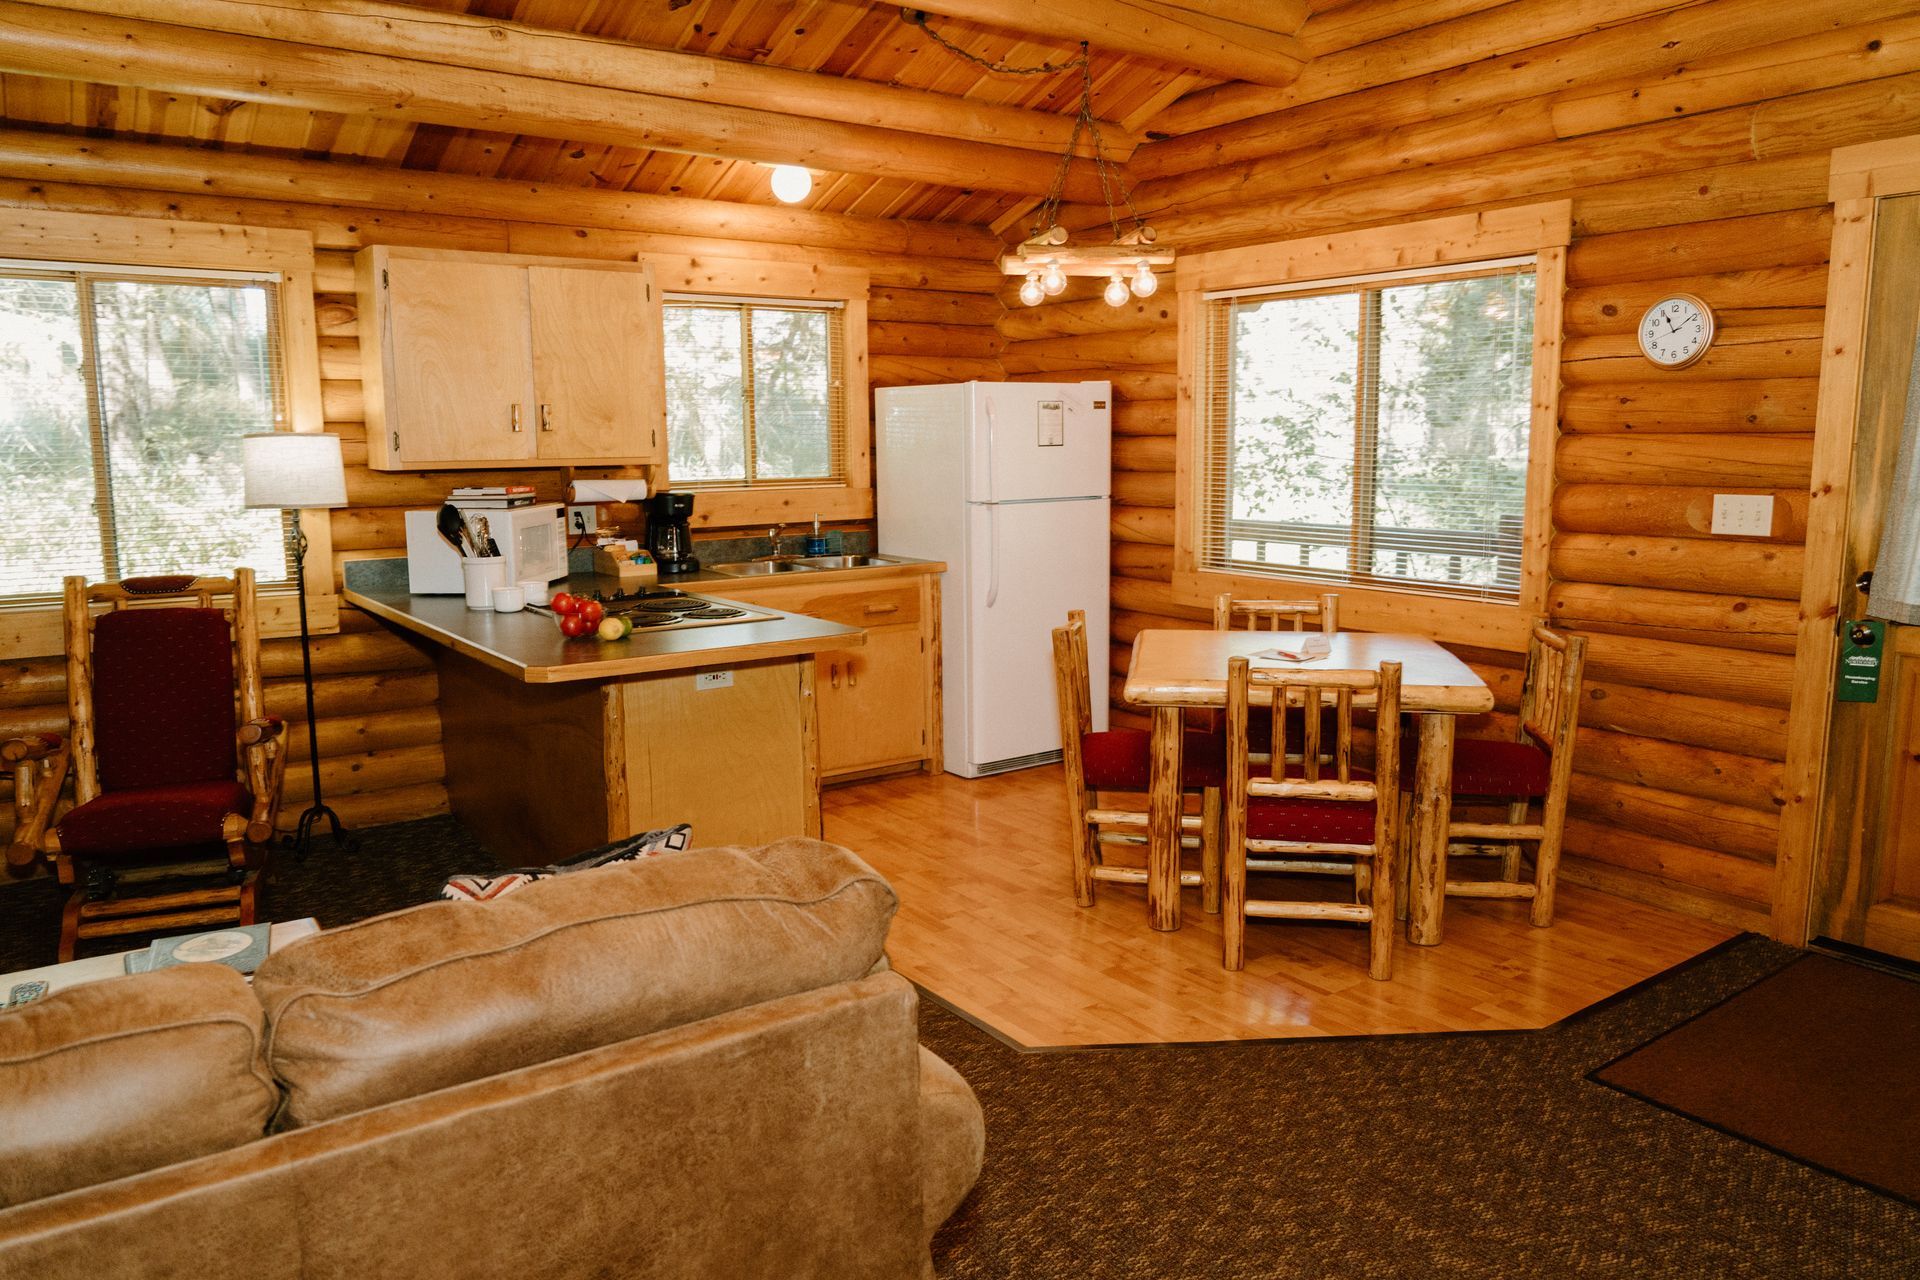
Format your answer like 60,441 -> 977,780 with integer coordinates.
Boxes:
707,559 -> 821,577
791,555 -> 899,570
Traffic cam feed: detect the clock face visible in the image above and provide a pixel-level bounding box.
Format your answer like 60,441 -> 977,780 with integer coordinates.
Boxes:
1638,295 -> 1715,368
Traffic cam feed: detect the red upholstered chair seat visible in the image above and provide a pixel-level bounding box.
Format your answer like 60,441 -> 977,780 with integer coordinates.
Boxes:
58,780 -> 253,856
1243,766 -> 1378,845
1399,738 -> 1552,798
1082,729 -> 1226,791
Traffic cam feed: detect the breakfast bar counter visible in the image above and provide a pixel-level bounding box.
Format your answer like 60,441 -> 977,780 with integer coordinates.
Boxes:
344,570 -> 863,864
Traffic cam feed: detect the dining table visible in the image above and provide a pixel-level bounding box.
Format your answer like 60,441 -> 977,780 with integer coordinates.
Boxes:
1121,628 -> 1495,942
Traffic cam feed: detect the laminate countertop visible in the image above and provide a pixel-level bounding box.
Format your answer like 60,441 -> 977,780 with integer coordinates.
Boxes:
344,583 -> 864,685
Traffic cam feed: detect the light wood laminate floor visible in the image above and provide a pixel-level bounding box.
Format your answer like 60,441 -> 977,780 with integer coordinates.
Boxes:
823,767 -> 1736,1048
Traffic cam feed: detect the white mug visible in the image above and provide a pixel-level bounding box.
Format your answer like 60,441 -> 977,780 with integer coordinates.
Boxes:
462,557 -> 508,609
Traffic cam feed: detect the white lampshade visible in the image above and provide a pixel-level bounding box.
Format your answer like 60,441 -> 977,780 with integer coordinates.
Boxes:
242,432 -> 347,509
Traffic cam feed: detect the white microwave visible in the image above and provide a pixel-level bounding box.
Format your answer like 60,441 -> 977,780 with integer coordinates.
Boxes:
404,502 -> 569,593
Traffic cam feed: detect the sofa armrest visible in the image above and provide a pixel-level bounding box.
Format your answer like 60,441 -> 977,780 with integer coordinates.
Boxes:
917,1046 -> 985,1245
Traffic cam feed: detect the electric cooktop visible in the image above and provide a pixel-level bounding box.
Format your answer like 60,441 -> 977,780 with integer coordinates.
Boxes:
581,587 -> 781,632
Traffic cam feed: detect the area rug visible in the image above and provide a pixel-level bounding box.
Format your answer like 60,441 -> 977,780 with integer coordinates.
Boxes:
1592,952 -> 1920,1207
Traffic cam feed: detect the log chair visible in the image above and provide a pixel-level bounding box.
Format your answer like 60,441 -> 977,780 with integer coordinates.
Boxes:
1050,609 -> 1224,912
4,571 -> 288,960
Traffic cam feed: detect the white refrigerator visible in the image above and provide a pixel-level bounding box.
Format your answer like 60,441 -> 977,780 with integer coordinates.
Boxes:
876,381 -> 1111,778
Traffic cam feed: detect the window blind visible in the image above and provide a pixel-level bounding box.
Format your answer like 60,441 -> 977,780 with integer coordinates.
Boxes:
661,299 -> 847,490
0,265 -> 291,601
1198,259 -> 1536,603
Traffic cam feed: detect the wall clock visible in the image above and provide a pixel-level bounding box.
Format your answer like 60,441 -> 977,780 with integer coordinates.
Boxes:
1637,293 -> 1716,369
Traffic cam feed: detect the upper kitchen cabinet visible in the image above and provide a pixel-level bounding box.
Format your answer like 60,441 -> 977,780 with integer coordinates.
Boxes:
356,246 -> 664,470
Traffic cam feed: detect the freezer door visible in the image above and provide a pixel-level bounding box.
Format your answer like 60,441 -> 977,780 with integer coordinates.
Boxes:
968,381 -> 1112,504
962,497 -> 1110,772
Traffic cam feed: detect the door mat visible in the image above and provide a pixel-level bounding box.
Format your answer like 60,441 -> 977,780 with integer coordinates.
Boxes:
1592,953 -> 1920,1206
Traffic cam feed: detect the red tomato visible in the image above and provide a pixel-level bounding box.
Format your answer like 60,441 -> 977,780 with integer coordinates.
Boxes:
550,592 -> 578,615
577,599 -> 605,627
559,613 -> 593,639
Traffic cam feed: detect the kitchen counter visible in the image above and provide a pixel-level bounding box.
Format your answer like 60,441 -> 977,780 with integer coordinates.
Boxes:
343,581 -> 863,684
652,554 -> 944,592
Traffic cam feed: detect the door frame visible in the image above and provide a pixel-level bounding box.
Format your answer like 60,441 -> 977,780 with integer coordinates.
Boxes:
1774,135 -> 1920,943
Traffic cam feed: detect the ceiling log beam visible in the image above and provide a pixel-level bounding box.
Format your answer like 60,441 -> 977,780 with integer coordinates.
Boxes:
0,1 -> 1115,202
904,0 -> 1307,86
1153,0 -> 1312,39
0,127 -> 1006,260
19,0 -> 1136,160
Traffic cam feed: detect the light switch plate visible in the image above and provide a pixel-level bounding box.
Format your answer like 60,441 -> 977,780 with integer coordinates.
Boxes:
695,671 -> 733,690
1711,494 -> 1774,536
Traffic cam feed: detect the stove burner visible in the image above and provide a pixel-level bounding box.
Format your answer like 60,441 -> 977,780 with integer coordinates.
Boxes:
629,615 -> 681,627
682,605 -> 745,619
629,597 -> 698,613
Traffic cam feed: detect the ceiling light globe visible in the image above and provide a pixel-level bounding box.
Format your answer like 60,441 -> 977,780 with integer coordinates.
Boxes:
769,165 -> 813,203
1103,273 -> 1131,307
1041,263 -> 1068,296
1018,273 -> 1046,307
1130,262 -> 1160,298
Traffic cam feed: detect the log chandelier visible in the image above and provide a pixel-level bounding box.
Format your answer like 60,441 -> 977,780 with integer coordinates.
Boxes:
903,9 -> 1172,307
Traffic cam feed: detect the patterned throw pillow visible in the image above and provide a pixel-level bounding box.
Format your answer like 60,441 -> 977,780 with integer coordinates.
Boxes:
441,824 -> 693,903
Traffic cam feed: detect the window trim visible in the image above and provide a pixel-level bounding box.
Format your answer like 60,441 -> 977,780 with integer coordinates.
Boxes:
1173,202 -> 1571,652
645,255 -> 871,529
0,211 -> 334,660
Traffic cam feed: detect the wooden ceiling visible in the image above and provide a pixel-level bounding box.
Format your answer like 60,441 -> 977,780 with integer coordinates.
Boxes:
0,0 -> 1361,230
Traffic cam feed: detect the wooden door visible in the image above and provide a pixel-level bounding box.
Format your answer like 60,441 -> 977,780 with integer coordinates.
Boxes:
528,264 -> 664,463
817,624 -> 928,776
383,257 -> 534,464
1811,194 -> 1920,963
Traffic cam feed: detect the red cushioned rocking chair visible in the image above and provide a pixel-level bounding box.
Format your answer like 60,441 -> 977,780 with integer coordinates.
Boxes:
4,570 -> 287,960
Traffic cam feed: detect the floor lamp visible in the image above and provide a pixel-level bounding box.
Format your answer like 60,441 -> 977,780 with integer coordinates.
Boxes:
242,432 -> 353,859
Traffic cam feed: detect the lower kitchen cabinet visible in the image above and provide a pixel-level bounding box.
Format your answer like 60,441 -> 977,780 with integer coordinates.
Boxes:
702,566 -> 942,782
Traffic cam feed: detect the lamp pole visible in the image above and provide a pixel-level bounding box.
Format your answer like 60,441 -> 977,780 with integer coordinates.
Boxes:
287,508 -> 353,859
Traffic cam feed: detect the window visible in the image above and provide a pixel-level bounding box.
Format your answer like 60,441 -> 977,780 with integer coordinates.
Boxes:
1199,259 -> 1536,603
0,262 -> 290,600
662,297 -> 846,489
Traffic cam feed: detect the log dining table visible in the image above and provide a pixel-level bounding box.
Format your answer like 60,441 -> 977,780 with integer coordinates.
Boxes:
1121,629 -> 1495,942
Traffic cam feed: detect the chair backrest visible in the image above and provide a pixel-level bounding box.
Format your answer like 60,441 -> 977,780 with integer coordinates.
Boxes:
1518,624 -> 1587,754
1213,592 -> 1339,635
1050,610 -> 1094,794
1226,657 -> 1402,844
64,571 -> 262,802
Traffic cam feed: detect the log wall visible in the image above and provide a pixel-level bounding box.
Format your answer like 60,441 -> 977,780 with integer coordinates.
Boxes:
0,175 -> 1003,847
1010,0 -> 1920,932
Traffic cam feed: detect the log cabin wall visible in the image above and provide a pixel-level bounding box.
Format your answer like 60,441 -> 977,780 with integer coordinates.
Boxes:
0,171 -> 1005,846
1004,0 -> 1920,934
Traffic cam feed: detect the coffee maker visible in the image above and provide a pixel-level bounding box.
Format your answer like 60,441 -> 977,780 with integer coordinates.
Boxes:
644,491 -> 700,577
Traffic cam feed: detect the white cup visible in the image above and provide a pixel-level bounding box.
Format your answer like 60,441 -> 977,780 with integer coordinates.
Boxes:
517,578 -> 549,605
491,586 -> 525,613
462,557 -> 508,609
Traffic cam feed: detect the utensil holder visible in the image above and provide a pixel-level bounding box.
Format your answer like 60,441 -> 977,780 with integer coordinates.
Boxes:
462,557 -> 508,609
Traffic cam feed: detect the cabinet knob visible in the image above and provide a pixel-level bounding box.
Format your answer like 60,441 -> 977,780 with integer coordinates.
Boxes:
510,403 -> 523,433
846,660 -> 858,688
539,403 -> 554,432
829,662 -> 840,689
864,603 -> 898,615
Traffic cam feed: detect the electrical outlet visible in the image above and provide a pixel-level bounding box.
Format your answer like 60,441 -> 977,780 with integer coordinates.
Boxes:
695,671 -> 733,690
567,505 -> 596,536
1710,494 -> 1774,537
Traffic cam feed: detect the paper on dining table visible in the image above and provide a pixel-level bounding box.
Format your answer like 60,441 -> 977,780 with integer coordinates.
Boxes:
1253,634 -> 1332,662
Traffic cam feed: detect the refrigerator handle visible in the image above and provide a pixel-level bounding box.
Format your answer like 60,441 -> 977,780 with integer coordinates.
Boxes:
982,396 -> 997,504
985,504 -> 1000,609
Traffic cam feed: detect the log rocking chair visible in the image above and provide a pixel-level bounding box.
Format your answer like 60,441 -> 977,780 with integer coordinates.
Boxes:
4,570 -> 288,960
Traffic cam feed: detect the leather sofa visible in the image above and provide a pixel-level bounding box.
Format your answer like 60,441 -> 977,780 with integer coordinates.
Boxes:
0,837 -> 984,1279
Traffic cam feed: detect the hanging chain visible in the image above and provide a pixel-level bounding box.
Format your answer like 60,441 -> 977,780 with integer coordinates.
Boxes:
901,9 -> 1153,248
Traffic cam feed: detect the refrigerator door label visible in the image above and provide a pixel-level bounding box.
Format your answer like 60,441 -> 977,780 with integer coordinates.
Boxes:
1037,400 -> 1065,447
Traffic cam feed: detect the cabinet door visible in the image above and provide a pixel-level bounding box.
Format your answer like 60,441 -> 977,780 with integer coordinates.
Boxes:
529,265 -> 664,463
817,624 -> 928,775
383,257 -> 534,464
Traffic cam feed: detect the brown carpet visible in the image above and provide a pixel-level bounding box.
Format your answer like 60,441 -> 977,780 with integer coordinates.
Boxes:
1593,952 -> 1920,1207
921,937 -> 1920,1278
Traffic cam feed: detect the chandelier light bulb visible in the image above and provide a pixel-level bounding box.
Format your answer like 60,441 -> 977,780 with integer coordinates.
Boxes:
1019,272 -> 1046,307
1103,272 -> 1131,307
1040,262 -> 1068,296
769,164 -> 813,203
1130,261 -> 1159,298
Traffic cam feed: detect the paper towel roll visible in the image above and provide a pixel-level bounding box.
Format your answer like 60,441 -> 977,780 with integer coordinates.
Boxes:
567,479 -> 650,504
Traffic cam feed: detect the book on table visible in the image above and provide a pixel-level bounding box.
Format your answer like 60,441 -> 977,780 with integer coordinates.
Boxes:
124,923 -> 273,975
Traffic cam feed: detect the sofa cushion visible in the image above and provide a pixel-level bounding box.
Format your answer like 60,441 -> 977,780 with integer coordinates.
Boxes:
254,837 -> 898,1128
0,965 -> 276,1207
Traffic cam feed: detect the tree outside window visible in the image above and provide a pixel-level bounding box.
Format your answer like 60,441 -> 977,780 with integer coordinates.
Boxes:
663,301 -> 844,488
0,269 -> 289,600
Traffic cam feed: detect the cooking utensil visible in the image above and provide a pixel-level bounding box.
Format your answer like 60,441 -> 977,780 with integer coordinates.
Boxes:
437,503 -> 474,555
473,515 -> 501,557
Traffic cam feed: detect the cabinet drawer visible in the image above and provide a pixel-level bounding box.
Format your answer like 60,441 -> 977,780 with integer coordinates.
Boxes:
711,578 -> 921,628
